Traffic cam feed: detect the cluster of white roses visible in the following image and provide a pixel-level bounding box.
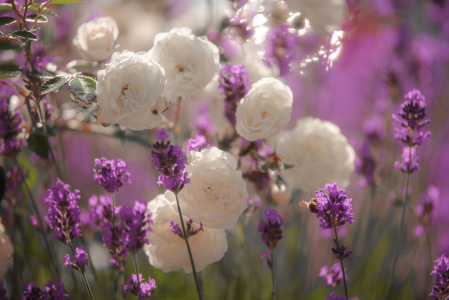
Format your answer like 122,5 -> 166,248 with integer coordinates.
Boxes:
72,15 -> 355,273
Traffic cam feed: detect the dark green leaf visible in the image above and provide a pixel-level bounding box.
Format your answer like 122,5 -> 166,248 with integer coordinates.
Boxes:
69,76 -> 97,108
66,60 -> 100,69
0,40 -> 21,51
27,5 -> 57,17
27,131 -> 50,159
0,70 -> 22,79
50,0 -> 83,3
0,4 -> 12,10
0,62 -> 21,72
25,14 -> 48,23
28,71 -> 54,79
0,17 -> 17,26
74,72 -> 96,80
8,30 -> 38,40
40,75 -> 71,95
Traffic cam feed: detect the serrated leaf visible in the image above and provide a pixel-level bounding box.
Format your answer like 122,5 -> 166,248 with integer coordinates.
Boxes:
0,4 -> 12,10
8,30 -> 38,40
0,17 -> 17,26
50,0 -> 83,3
40,75 -> 71,95
66,60 -> 99,69
28,71 -> 54,79
0,70 -> 22,78
69,76 -> 97,108
27,131 -> 50,159
25,14 -> 48,23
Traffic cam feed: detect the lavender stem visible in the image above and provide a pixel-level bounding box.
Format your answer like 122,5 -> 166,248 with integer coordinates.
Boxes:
270,248 -> 276,300
334,226 -> 349,300
132,252 -> 142,300
68,244 -> 95,300
175,191 -> 203,300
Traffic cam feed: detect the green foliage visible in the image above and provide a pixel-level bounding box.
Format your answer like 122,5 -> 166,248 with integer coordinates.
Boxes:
0,3 -> 12,10
25,14 -> 49,23
28,71 -> 55,79
68,73 -> 97,108
26,130 -> 50,159
40,75 -> 71,95
0,62 -> 22,78
0,16 -> 17,26
28,4 -> 58,17
8,30 -> 39,41
66,60 -> 101,69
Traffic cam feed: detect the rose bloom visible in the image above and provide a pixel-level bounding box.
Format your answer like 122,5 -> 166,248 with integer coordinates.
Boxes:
96,50 -> 167,130
148,27 -> 220,102
179,147 -> 249,229
73,17 -> 119,62
297,0 -> 346,35
236,77 -> 293,141
0,221 -> 13,280
276,117 -> 355,192
144,192 -> 227,273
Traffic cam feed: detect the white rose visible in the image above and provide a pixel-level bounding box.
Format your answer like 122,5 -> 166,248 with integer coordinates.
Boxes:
148,27 -> 220,102
73,17 -> 119,62
276,117 -> 355,192
179,147 -> 248,229
144,191 -> 227,273
96,50 -> 167,130
298,0 -> 346,35
236,77 -> 293,141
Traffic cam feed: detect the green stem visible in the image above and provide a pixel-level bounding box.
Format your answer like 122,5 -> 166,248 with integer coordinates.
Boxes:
68,243 -> 95,300
334,226 -> 349,300
387,169 -> 411,296
174,191 -> 203,300
270,248 -> 276,300
133,252 -> 142,300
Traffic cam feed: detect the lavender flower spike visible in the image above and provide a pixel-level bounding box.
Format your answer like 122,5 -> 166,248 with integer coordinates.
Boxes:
64,247 -> 89,272
124,273 -> 157,298
93,157 -> 131,193
218,64 -> 251,102
324,293 -> 347,300
429,253 -> 449,300
315,183 -> 354,230
319,263 -> 347,290
258,209 -> 285,250
265,24 -> 297,76
120,200 -> 153,253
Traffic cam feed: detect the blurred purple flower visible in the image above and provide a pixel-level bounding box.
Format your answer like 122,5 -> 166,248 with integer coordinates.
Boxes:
64,247 -> 89,273
186,135 -> 210,152
29,215 -> 40,230
191,104 -> 216,136
93,158 -> 131,193
22,283 -> 46,300
394,147 -> 419,173
324,293 -> 347,300
429,253 -> 449,299
315,183 -> 354,230
258,209 -> 285,250
265,24 -> 297,76
120,200 -> 152,253
0,99 -> 24,158
44,280 -> 67,300
362,114 -> 386,142
124,273 -> 157,298
219,64 -> 251,102
5,166 -> 23,201
0,282 -> 7,300
414,186 -> 439,238
352,140 -> 376,188
319,263 -> 347,290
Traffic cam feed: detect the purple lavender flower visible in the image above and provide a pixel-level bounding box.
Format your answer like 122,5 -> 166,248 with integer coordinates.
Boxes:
319,263 -> 347,290
245,195 -> 261,214
64,247 -> 89,272
1,138 -> 25,158
191,104 -> 216,137
394,147 -> 419,173
324,293 -> 347,300
0,100 -> 22,139
218,64 -> 251,102
429,254 -> 449,299
44,280 -> 67,300
22,283 -> 46,300
332,239 -> 353,260
93,158 -> 131,193
186,135 -> 210,152
5,166 -> 23,201
29,215 -> 40,230
352,140 -> 376,188
151,129 -> 190,193
414,186 -> 439,238
265,24 -> 297,76
168,219 -> 203,239
258,209 -> 285,250
43,179 -> 82,244
124,273 -> 157,298
315,183 -> 354,230
392,89 -> 431,147
362,114 -> 386,143
0,282 -> 8,300
120,200 -> 152,253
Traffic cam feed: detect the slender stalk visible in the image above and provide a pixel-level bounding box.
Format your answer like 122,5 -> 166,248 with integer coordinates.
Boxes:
270,248 -> 276,300
13,158 -> 60,278
334,226 -> 349,300
68,244 -> 95,300
133,252 -> 142,300
174,191 -> 203,300
387,169 -> 411,296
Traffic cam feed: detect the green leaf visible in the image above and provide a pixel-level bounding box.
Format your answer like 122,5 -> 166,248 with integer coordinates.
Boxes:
27,5 -> 58,17
40,75 -> 71,95
0,62 -> 21,72
0,70 -> 22,78
50,0 -> 83,3
0,40 -> 21,51
27,131 -> 50,159
66,60 -> 100,69
8,30 -> 38,40
28,71 -> 54,79
0,4 -> 12,10
69,76 -> 97,108
0,17 -> 17,26
25,14 -> 49,23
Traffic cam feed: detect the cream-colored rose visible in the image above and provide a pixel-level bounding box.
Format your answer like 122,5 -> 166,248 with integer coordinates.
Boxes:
144,191 -> 227,273
73,17 -> 119,62
96,50 -> 167,130
298,0 -> 346,35
236,77 -> 293,141
148,27 -> 220,102
179,147 -> 248,229
0,222 -> 13,280
276,117 -> 355,192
